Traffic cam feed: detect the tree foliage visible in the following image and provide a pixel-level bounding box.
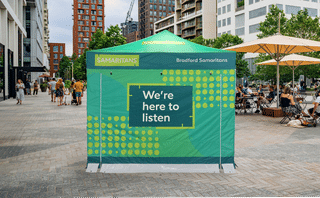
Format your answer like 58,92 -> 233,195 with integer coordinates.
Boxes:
255,5 -> 320,82
190,34 -> 251,78
58,56 -> 72,79
73,25 -> 127,80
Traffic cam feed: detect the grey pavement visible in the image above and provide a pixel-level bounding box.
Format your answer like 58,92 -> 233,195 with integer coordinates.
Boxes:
0,91 -> 320,197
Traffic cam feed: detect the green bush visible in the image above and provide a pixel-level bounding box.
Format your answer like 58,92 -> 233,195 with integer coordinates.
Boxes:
238,0 -> 244,7
65,80 -> 71,89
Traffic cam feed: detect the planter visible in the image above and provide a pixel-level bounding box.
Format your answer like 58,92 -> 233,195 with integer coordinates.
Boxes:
40,87 -> 47,92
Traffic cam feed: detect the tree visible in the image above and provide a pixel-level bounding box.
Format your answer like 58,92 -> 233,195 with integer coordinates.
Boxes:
190,34 -> 251,78
255,6 -> 320,82
58,56 -> 72,80
72,25 -> 127,80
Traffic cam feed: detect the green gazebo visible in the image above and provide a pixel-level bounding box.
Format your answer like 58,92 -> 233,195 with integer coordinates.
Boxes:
86,30 -> 236,173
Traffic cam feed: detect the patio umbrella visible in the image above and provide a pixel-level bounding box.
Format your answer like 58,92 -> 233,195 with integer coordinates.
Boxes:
256,54 -> 320,90
224,34 -> 320,107
39,74 -> 50,78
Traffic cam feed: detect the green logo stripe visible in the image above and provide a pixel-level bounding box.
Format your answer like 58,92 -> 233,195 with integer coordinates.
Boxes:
95,54 -> 139,66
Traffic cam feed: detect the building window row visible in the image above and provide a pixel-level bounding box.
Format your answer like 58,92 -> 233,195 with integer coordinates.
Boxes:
217,17 -> 231,27
249,6 -> 266,19
149,0 -> 174,5
249,0 -> 262,5
218,4 -> 231,15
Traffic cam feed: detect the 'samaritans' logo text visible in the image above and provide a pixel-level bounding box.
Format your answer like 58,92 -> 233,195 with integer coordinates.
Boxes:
95,55 -> 139,66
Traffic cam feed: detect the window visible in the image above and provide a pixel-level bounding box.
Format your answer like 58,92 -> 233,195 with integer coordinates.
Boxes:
91,0 -> 96,3
217,20 -> 221,27
312,0 -> 318,2
53,59 -> 59,64
82,15 -> 89,20
304,7 -> 318,17
78,37 -> 81,42
154,17 -> 157,22
169,6 -> 171,11
78,3 -> 81,8
150,0 -> 152,2
60,54 -> 63,59
78,20 -> 84,25
97,16 -> 102,20
79,32 -> 84,36
99,11 -> 102,15
159,5 -> 162,10
222,19 -> 226,26
86,21 -> 89,25
86,32 -> 89,36
79,49 -> 81,54
92,21 -> 97,26
154,5 -> 157,9
249,6 -> 266,19
78,15 -> 81,20
91,4 -> 95,9
60,46 -> 63,52
218,8 -> 221,15
163,0 -> 166,3
99,0 -> 102,3
285,5 -> 300,15
159,0 -> 162,3
53,46 -> 58,52
227,30 -> 231,34
78,26 -> 81,31
150,4 -> 153,9
78,9 -> 84,14
168,0 -> 171,4
235,27 -> 245,36
222,6 -> 226,14
91,10 -> 96,15
163,12 -> 166,17
92,27 -> 95,31
150,17 -> 153,22
97,5 -> 102,9
227,4 -> 231,12
227,17 -> 231,25
150,11 -> 153,16
249,0 -> 253,5
235,14 -> 245,28
79,43 -> 84,47
159,12 -> 162,17
269,4 -> 283,11
91,16 -> 95,20
154,11 -> 157,16
173,7 -> 174,11
172,1 -> 174,5
218,33 -> 221,37
249,23 -> 260,34
86,10 -> 89,14
78,0 -> 84,2
163,6 -> 166,11
54,66 -> 58,70
99,21 -> 102,26
83,4 -> 89,9
255,0 -> 260,2
86,0 -> 88,2
54,54 -> 58,59
83,26 -> 89,31
150,24 -> 153,28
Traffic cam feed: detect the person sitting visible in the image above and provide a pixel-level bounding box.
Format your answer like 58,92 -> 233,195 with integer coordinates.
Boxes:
257,84 -> 264,96
255,86 -> 275,113
280,86 -> 308,118
308,90 -> 320,119
247,85 -> 259,96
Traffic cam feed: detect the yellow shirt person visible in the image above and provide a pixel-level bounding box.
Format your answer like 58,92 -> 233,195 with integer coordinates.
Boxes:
74,81 -> 83,93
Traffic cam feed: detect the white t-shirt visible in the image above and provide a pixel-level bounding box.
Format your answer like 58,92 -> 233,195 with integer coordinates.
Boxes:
315,96 -> 320,112
247,88 -> 253,94
49,81 -> 56,90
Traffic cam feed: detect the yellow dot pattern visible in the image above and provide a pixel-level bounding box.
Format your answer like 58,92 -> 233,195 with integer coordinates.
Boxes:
161,69 -> 235,109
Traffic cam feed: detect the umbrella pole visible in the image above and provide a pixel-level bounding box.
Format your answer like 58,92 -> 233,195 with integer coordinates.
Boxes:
293,67 -> 295,97
277,60 -> 280,108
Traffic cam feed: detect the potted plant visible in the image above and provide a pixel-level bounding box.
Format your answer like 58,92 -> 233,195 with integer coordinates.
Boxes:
0,81 -> 3,93
40,83 -> 48,92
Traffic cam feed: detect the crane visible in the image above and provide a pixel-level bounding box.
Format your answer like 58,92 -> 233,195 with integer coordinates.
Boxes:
121,0 -> 135,36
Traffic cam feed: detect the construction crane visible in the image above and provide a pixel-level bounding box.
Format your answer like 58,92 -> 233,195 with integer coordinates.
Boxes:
121,0 -> 135,36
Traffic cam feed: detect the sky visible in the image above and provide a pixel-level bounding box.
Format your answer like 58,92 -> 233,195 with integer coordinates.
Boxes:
48,0 -> 138,56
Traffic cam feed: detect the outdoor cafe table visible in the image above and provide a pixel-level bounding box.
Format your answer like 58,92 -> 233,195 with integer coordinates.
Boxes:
237,95 -> 258,114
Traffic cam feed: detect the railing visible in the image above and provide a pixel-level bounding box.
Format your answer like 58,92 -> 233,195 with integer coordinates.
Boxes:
178,9 -> 202,21
183,22 -> 195,29
182,30 -> 195,37
182,3 -> 195,11
196,22 -> 202,29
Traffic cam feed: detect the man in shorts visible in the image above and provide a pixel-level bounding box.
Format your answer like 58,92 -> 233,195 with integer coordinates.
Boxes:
308,90 -> 320,119
49,78 -> 57,102
74,79 -> 83,105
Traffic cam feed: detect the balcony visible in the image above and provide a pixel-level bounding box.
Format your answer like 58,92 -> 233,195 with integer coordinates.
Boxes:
182,3 -> 195,13
182,30 -> 196,38
196,22 -> 202,29
182,21 -> 195,30
236,0 -> 244,12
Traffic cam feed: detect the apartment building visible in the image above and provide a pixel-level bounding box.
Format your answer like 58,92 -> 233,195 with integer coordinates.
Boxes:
0,0 -> 27,100
73,0 -> 105,57
48,43 -> 65,77
43,0 -> 49,63
217,0 -> 320,73
24,0 -> 47,83
138,0 -> 176,39
154,0 -> 216,40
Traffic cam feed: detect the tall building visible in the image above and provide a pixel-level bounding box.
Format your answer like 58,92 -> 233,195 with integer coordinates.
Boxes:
138,0 -> 176,39
48,43 -> 65,77
24,0 -> 47,82
73,0 -> 105,57
154,0 -> 216,40
217,0 -> 320,73
0,0 -> 27,101
43,0 -> 50,69
121,20 -> 139,43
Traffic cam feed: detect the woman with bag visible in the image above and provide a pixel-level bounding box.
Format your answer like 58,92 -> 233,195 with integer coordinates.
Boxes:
15,79 -> 25,105
55,79 -> 65,106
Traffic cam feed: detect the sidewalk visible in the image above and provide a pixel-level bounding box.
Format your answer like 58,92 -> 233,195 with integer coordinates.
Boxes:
0,91 -> 320,197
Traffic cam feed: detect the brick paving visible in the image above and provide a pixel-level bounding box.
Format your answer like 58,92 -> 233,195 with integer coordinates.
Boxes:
0,91 -> 320,197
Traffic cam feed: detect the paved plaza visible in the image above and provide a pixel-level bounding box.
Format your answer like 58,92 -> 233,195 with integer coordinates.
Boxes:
0,91 -> 320,197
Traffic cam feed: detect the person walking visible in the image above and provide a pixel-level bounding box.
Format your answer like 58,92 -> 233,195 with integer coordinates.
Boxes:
49,78 -> 57,102
15,79 -> 25,105
25,80 -> 31,95
55,79 -> 64,106
33,80 -> 39,95
74,79 -> 83,106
